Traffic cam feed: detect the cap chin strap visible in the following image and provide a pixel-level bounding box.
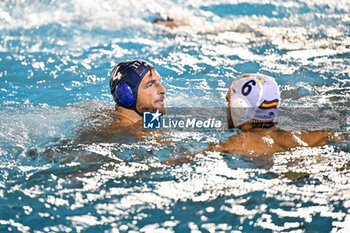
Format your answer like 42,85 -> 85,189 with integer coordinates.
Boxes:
236,119 -> 274,128
133,106 -> 142,116
123,101 -> 142,116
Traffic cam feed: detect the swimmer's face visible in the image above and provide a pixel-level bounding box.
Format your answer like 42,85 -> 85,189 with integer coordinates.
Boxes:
136,69 -> 167,114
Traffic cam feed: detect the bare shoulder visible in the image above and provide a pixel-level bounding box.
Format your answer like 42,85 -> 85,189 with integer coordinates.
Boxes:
220,132 -> 249,150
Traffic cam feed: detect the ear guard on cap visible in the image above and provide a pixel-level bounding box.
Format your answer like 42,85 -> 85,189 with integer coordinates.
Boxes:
115,83 -> 135,107
229,92 -> 254,127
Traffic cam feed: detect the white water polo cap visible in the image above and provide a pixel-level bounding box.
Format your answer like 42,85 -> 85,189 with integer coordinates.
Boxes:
228,73 -> 280,128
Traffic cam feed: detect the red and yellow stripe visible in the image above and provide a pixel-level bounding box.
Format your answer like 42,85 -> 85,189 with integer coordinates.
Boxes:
259,99 -> 278,109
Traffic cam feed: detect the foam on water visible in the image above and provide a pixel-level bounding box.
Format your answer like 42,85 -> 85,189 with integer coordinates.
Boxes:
5,147 -> 348,232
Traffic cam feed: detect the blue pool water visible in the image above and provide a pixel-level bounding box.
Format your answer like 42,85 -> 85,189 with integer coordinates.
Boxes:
1,0 -> 350,232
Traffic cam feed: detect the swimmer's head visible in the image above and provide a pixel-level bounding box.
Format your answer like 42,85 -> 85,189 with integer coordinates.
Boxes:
226,73 -> 280,129
109,60 -> 166,115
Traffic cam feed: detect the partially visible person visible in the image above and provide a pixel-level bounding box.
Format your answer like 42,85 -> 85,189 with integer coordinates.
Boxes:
152,16 -> 188,29
163,73 -> 337,166
109,60 -> 167,126
151,14 -> 264,37
208,73 -> 334,157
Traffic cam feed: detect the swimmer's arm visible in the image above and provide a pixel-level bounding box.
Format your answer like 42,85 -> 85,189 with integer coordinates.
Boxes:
207,135 -> 249,154
298,130 -> 335,147
160,155 -> 196,166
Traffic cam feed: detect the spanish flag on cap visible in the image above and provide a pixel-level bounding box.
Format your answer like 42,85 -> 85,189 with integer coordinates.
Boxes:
259,99 -> 279,109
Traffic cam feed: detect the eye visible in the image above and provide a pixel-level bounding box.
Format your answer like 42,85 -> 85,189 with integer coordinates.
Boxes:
147,81 -> 155,88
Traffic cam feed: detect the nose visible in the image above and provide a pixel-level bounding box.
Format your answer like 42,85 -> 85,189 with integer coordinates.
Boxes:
158,82 -> 166,95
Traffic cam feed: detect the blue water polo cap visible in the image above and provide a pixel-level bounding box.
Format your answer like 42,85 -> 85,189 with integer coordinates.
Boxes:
109,60 -> 154,114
